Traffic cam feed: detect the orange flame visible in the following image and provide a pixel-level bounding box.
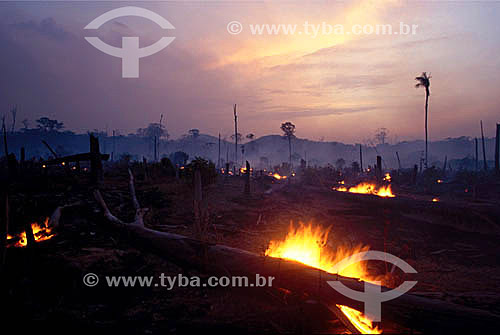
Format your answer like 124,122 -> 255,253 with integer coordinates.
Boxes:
271,173 -> 286,180
265,223 -> 382,334
334,182 -> 395,198
6,218 -> 55,248
336,304 -> 382,334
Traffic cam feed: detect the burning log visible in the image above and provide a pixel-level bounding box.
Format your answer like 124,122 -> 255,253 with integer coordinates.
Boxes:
24,221 -> 36,248
333,182 -> 395,198
93,173 -> 500,334
4,202 -> 75,249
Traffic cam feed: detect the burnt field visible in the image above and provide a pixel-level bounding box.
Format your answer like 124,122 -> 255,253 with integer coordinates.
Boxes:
1,165 -> 500,334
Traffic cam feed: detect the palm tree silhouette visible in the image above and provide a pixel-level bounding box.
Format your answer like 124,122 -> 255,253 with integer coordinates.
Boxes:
415,72 -> 431,168
280,122 -> 296,169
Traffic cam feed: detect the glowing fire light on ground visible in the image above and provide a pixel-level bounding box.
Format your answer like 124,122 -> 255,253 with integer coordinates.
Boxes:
265,223 -> 382,334
383,173 -> 391,182
240,167 -> 253,174
334,182 -> 395,198
432,198 -> 440,202
6,218 -> 54,248
336,304 -> 382,334
270,172 -> 286,180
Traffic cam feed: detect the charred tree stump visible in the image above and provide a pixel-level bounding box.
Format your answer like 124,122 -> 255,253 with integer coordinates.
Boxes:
0,193 -> 8,269
396,151 -> 402,171
218,133 -> 221,169
193,169 -> 207,239
154,136 -> 157,162
20,147 -> 25,170
481,120 -> 488,171
234,104 -> 238,166
359,144 -> 363,172
376,155 -> 382,181
90,134 -> 103,184
24,221 -> 35,248
244,160 -> 250,195
495,123 -> 499,174
475,137 -> 479,172
412,164 -> 418,185
142,157 -> 149,182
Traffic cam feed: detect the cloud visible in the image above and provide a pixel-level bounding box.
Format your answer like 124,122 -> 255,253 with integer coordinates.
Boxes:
250,105 -> 377,119
322,74 -> 394,90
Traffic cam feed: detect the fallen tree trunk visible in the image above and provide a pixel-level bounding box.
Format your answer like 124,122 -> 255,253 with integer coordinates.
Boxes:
94,173 -> 500,334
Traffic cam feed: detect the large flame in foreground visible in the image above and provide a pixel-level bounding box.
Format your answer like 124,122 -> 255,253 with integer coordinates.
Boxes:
337,304 -> 382,334
334,182 -> 395,198
265,223 -> 382,334
6,218 -> 54,248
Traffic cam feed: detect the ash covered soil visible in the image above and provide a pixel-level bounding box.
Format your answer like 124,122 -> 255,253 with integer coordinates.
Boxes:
2,172 -> 500,334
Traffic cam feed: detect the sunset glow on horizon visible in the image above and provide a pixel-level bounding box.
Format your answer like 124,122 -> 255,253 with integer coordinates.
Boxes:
1,0 -> 499,142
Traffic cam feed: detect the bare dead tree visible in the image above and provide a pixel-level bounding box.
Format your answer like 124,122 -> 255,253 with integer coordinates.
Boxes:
233,104 -> 238,167
10,105 -> 17,133
495,123 -> 500,174
2,116 -> 7,158
481,120 -> 487,171
415,72 -> 431,168
280,121 -> 296,168
218,133 -> 221,168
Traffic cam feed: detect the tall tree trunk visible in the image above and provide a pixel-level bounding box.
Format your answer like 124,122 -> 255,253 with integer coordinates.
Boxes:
495,123 -> 500,174
475,137 -> 479,172
218,133 -> 221,169
288,136 -> 292,169
424,89 -> 429,169
359,144 -> 363,172
481,120 -> 487,171
396,151 -> 402,170
234,104 -> 238,166
2,118 -> 8,158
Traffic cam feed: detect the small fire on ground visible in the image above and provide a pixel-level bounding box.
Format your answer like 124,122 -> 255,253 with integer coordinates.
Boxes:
269,172 -> 287,180
265,223 -> 382,334
334,182 -> 395,198
6,217 -> 55,248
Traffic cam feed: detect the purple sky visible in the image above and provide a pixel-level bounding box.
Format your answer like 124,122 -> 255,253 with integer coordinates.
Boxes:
1,0 -> 500,143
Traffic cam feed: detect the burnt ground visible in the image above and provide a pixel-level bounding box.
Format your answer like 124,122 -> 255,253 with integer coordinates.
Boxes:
1,172 -> 500,334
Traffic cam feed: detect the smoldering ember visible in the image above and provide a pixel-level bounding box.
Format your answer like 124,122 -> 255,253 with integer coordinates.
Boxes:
2,1 -> 500,335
